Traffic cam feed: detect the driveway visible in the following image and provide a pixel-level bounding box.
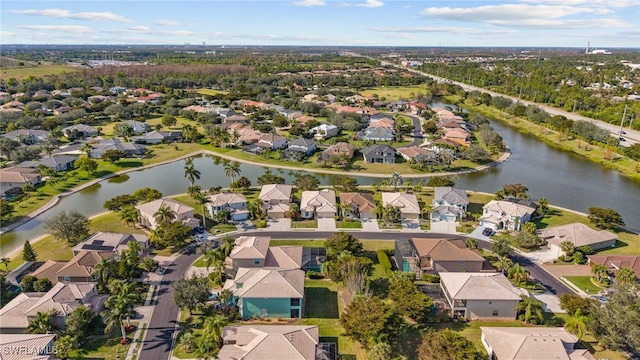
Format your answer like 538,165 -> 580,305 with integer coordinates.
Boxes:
532,292 -> 565,313
234,219 -> 255,232
317,217 -> 336,231
402,219 -> 421,230
430,220 -> 457,234
265,218 -> 291,231
523,247 -> 559,265
468,226 -> 493,241
361,217 -> 380,231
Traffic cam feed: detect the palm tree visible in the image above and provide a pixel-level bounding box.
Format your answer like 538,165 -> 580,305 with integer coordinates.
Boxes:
517,295 -> 545,324
93,257 -> 117,293
217,289 -> 234,308
119,205 -> 139,227
191,191 -> 209,226
494,256 -> 513,274
465,238 -> 478,249
591,264 -> 609,285
154,205 -> 176,226
224,162 -> 241,183
203,314 -> 228,349
102,301 -> 130,342
0,257 -> 10,271
389,172 -> 403,191
615,267 -> 636,285
508,263 -> 529,286
560,241 -> 575,257
27,309 -> 60,334
220,236 -> 236,257
564,309 -> 590,340
340,202 -> 352,220
81,143 -> 93,157
184,158 -> 201,187
205,249 -> 226,285
180,332 -> 196,353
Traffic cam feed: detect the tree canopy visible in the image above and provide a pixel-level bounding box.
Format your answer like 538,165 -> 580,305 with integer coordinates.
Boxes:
43,210 -> 90,245
417,329 -> 487,360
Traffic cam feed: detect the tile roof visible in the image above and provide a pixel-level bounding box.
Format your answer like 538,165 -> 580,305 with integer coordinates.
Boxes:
440,272 -> 523,301
0,334 -> 55,360
381,192 -> 420,215
207,192 -> 248,207
72,232 -> 148,255
587,255 -> 640,279
396,146 -> 430,159
264,246 -> 303,269
219,325 -> 319,360
339,192 -> 376,214
480,327 -> 594,360
25,282 -> 97,317
483,200 -> 536,218
259,184 -> 293,202
410,238 -> 485,262
55,251 -> 112,278
31,260 -> 66,284
538,223 -> 616,248
300,189 -> 337,214
434,187 -> 469,206
229,236 -> 271,260
135,198 -> 194,217
224,268 -> 305,299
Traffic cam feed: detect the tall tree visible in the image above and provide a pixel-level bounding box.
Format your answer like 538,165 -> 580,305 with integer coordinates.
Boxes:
388,172 -> 403,191
587,207 -> 625,229
564,309 -> 590,340
340,295 -> 401,349
0,257 -> 10,271
22,240 -> 37,262
27,309 -> 60,334
417,329 -> 486,360
516,295 -> 545,324
615,267 -> 636,285
491,238 -> 513,257
65,306 -> 95,339
173,275 -> 211,315
590,284 -> 640,356
154,205 -> 176,226
325,232 -> 363,260
223,162 -> 241,183
43,210 -> 90,245
183,158 -> 201,187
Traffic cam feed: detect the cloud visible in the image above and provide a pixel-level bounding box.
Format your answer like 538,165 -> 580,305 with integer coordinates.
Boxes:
358,0 -> 384,8
127,25 -> 151,32
154,19 -> 181,27
293,0 -> 326,6
371,26 -> 518,35
520,0 -> 637,8
17,25 -> 92,33
11,8 -> 131,23
1,31 -> 18,37
421,4 -> 598,22
165,30 -> 194,36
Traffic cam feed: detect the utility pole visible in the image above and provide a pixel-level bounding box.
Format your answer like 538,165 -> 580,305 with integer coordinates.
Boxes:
618,105 -> 627,137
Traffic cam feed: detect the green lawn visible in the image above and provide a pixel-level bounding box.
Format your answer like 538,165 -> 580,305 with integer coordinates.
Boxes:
90,212 -> 146,234
1,64 -> 78,81
192,256 -> 208,268
336,220 -> 362,229
360,85 -> 434,101
565,276 -> 605,294
196,88 -> 229,96
291,219 -> 318,229
68,332 -> 131,360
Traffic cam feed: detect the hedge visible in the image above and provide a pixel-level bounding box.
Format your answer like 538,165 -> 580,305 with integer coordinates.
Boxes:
377,250 -> 392,271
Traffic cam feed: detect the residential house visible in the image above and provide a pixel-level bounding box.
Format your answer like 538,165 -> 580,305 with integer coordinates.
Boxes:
0,167 -> 41,190
479,200 -> 536,231
362,144 -> 396,164
258,184 -> 293,218
360,126 -> 395,142
339,192 -> 376,219
369,118 -> 395,129
72,232 -> 149,258
321,142 -> 356,160
223,114 -> 248,125
284,138 -> 316,160
440,272 -> 524,320
109,86 -> 127,94
257,134 -> 287,150
223,268 -> 305,319
123,120 -> 151,134
300,189 -> 337,219
219,325 -> 334,360
226,236 -> 271,276
394,238 -> 486,275
0,183 -> 23,200
0,334 -> 56,359
53,251 -> 110,283
396,146 -> 431,162
431,187 -> 469,222
135,198 -> 198,230
381,192 -> 420,220
62,124 -> 98,138
539,223 -> 617,257
407,101 -> 427,115
309,123 -> 338,139
0,282 -> 105,334
133,130 -> 182,144
587,255 -> 640,282
0,129 -> 50,144
443,128 -> 471,147
20,155 -> 78,172
206,192 -> 249,221
90,138 -> 146,159
227,123 -> 263,145
480,327 -> 595,360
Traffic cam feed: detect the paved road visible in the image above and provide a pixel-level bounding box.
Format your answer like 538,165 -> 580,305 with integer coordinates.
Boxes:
141,231 -> 574,359
398,114 -> 423,148
374,58 -> 640,147
138,249 -> 199,360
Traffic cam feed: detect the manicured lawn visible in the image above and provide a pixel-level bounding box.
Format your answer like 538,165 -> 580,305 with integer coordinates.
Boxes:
90,211 -> 146,234
270,239 -> 327,246
291,219 -> 318,229
7,235 -> 73,270
196,88 -> 229,96
209,223 -> 238,234
336,220 -> 362,229
565,276 -> 605,294
360,85 -> 434,101
432,320 -> 527,354
192,255 -> 208,268
68,332 -> 131,360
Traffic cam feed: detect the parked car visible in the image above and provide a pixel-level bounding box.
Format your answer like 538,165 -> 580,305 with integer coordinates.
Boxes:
619,137 -> 626,141
482,228 -> 494,236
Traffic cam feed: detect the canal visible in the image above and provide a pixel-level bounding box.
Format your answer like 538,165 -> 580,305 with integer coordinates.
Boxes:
1,119 -> 639,255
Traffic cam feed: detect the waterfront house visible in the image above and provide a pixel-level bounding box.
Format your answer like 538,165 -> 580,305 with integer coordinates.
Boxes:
479,200 -> 536,231
135,198 -> 198,230
339,192 -> 376,220
538,223 -> 617,257
258,184 -> 293,218
381,192 -> 420,220
206,192 -> 249,221
300,189 -> 337,219
321,142 -> 356,160
309,123 -> 338,139
431,187 -> 469,222
362,144 -> 396,163
394,238 -> 486,275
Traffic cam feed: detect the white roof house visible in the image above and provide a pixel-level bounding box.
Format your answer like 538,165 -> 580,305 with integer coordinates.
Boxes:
480,327 -> 595,360
480,200 -> 536,231
300,189 -> 337,219
135,198 -> 197,230
381,192 -> 421,220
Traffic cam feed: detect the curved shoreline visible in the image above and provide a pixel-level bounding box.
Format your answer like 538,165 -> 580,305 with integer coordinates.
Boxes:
0,147 -> 511,235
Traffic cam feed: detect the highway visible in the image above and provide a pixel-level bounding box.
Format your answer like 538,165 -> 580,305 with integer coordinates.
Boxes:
138,230 -> 574,360
374,57 -> 640,148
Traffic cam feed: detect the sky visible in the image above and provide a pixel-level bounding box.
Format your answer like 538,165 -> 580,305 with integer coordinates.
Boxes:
1,0 -> 639,48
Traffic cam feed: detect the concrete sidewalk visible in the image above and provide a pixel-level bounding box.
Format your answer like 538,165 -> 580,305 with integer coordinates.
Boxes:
126,282 -> 158,360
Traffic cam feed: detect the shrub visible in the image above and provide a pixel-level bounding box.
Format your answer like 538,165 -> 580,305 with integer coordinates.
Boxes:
255,220 -> 267,228
573,251 -> 587,264
576,245 -> 594,255
422,274 -> 441,283
306,271 -> 323,279
377,250 -> 392,271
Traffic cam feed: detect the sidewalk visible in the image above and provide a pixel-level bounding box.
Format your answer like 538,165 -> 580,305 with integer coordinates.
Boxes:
126,280 -> 158,360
